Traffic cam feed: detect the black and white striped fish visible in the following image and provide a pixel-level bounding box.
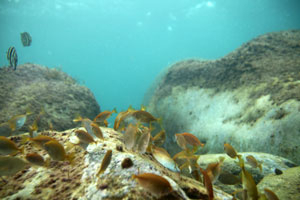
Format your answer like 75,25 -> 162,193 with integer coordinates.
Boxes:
6,47 -> 18,70
20,32 -> 32,47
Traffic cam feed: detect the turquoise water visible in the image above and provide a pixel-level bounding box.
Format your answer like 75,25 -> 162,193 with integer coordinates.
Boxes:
1,0 -> 300,113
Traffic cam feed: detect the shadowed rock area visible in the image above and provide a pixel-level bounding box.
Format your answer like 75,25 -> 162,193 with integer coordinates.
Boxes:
0,63 -> 100,133
144,30 -> 300,164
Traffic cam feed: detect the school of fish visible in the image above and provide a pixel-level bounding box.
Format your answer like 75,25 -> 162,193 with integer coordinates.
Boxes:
0,105 -> 280,199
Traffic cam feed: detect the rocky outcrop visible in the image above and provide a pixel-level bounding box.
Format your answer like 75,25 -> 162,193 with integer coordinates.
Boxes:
0,63 -> 100,134
0,128 -> 232,200
257,166 -> 300,200
197,153 -> 297,194
144,30 -> 300,164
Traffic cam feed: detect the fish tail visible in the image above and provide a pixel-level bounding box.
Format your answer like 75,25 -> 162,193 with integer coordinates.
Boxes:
20,135 -> 30,145
73,115 -> 83,122
66,152 -> 76,165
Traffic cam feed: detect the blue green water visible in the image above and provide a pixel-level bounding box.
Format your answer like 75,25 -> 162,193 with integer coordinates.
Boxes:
1,0 -> 300,113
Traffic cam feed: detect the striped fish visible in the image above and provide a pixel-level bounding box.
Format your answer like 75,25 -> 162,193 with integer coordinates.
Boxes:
6,47 -> 18,70
20,32 -> 32,46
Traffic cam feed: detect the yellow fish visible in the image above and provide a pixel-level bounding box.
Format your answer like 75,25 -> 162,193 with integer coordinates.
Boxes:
246,155 -> 263,172
0,155 -> 28,176
131,110 -> 158,123
43,140 -> 74,163
0,136 -> 23,155
97,149 -> 112,176
25,153 -> 49,167
91,123 -> 104,140
75,129 -> 95,144
132,173 -> 173,198
152,146 -> 179,172
152,129 -> 166,147
93,108 -> 117,127
224,143 -> 241,159
8,109 -> 32,132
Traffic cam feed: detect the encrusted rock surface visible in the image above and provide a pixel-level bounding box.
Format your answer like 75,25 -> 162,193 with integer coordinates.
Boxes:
197,152 -> 297,194
0,63 -> 100,133
144,30 -> 300,164
257,166 -> 300,200
0,127 -> 232,200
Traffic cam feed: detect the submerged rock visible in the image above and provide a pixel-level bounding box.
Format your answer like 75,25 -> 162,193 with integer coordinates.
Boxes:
0,128 -> 232,200
257,166 -> 300,200
144,30 -> 300,164
0,63 -> 100,134
197,152 -> 297,194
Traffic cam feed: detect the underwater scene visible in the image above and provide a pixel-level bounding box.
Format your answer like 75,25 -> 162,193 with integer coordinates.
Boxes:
1,0 -> 300,199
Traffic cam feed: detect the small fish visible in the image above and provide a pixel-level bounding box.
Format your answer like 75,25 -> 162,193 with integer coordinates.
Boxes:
7,109 -> 32,133
114,109 -> 133,131
124,124 -> 138,150
75,129 -> 95,144
0,155 -> 28,176
97,149 -> 112,176
0,136 -> 23,155
91,123 -> 104,140
0,122 -> 12,137
135,129 -> 151,154
25,135 -> 55,148
224,143 -> 241,159
175,132 -> 204,148
93,108 -> 117,127
241,164 -> 259,200
43,140 -> 74,163
131,110 -> 158,123
6,46 -> 18,70
199,168 -> 214,200
246,155 -> 263,172
28,108 -> 45,137
175,133 -> 187,149
264,188 -> 279,200
218,171 -> 241,185
73,116 -> 94,136
25,153 -> 48,167
20,32 -> 32,47
152,129 -> 166,147
132,173 -> 173,198
205,157 -> 225,183
152,146 -> 179,172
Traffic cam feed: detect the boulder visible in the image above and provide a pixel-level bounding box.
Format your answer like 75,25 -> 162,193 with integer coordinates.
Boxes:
0,128 -> 232,200
0,63 -> 100,134
257,166 -> 300,200
144,30 -> 300,164
197,152 -> 297,194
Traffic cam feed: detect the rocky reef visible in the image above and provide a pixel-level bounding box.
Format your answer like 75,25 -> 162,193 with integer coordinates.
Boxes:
0,128 -> 232,200
0,63 -> 100,133
144,30 -> 300,164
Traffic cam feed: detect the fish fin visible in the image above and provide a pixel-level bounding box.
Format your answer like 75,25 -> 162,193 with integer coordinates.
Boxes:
104,120 -> 108,127
173,151 -> 186,160
140,105 -> 147,111
20,135 -> 30,145
66,152 -> 76,165
8,120 -> 16,132
258,164 -> 263,172
73,114 -> 82,122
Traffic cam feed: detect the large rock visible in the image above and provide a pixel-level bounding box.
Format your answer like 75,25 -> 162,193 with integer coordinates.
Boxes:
144,30 -> 300,164
0,63 -> 100,134
197,153 -> 297,194
0,128 -> 232,200
257,166 -> 300,200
